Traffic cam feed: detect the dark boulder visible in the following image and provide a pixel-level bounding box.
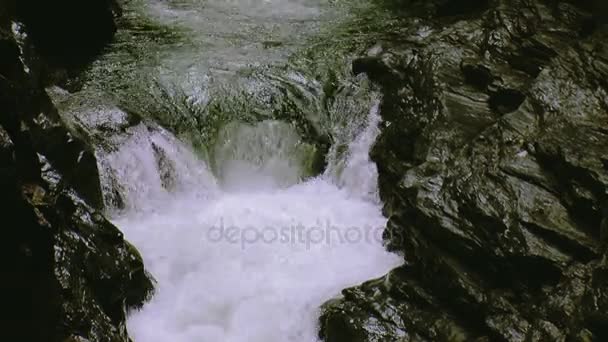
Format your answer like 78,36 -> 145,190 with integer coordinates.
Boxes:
0,24 -> 105,210
0,3 -> 154,342
321,1 -> 608,341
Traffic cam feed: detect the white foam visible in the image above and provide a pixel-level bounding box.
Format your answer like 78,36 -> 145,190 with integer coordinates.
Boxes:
116,179 -> 400,342
98,124 -> 218,211
109,103 -> 401,341
328,101 -> 384,202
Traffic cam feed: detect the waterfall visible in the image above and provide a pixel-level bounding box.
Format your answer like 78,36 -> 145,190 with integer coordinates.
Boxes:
47,0 -> 403,340
102,101 -> 401,342
97,123 -> 219,212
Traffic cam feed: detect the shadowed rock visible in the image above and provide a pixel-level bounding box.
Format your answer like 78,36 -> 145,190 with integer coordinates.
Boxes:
0,3 -> 154,342
15,0 -> 119,68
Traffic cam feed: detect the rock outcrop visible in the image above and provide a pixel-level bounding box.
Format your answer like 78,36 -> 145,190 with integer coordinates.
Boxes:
321,1 -> 608,341
13,0 -> 120,69
0,2 -> 153,341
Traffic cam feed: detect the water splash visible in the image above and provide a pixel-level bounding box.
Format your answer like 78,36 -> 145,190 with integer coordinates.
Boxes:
212,120 -> 320,191
98,123 -> 218,211
325,100 -> 383,202
106,102 -> 401,342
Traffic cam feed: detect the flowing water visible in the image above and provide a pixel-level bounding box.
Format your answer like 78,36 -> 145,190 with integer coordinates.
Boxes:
111,102 -> 400,342
50,0 -> 402,341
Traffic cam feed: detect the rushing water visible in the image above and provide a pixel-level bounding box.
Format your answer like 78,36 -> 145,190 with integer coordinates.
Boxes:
50,0 -> 402,341
110,102 -> 400,342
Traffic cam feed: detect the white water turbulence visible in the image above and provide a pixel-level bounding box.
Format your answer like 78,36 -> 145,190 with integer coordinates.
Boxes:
98,123 -> 218,212
107,101 -> 402,342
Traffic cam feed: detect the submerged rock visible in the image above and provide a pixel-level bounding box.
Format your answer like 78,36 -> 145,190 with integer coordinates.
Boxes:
321,1 -> 608,341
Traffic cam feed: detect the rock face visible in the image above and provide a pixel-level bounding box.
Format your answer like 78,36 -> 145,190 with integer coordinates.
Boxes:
0,2 -> 153,341
14,0 -> 120,69
321,1 -> 608,341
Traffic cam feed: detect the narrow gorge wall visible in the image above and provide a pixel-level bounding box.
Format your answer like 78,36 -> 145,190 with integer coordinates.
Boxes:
0,1 -> 153,341
320,0 -> 608,341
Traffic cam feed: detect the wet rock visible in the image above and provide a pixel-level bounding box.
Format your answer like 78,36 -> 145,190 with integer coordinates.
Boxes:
29,105 -> 106,210
488,89 -> 526,115
0,4 -> 153,342
39,155 -> 154,341
152,141 -> 179,192
1,12 -> 109,210
322,1 -> 608,341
